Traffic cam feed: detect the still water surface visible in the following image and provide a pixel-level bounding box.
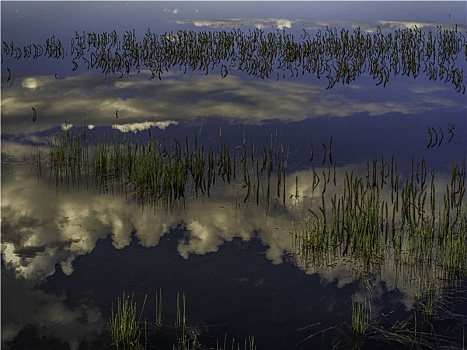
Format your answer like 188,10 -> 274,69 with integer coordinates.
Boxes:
1,2 -> 466,349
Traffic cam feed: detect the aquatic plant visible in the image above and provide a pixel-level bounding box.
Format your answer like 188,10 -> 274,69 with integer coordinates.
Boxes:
155,288 -> 163,333
37,128 -> 466,349
3,25 -> 466,92
43,126 -> 287,212
109,292 -> 147,350
174,292 -> 193,350
291,152 -> 467,349
108,290 -> 257,350
351,296 -> 371,347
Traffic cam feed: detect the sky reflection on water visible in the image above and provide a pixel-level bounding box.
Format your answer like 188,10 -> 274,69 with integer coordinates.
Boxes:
1,1 -> 467,349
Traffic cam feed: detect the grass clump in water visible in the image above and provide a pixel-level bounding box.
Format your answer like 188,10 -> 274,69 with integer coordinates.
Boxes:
351,295 -> 371,348
109,292 -> 147,350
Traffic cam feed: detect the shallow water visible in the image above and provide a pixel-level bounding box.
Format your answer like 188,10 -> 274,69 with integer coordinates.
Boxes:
2,2 -> 467,349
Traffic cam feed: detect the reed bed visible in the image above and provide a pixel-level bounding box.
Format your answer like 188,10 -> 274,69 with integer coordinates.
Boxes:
296,156 -> 466,277
4,25 -> 466,92
41,127 -> 286,212
47,127 -> 89,190
40,128 -> 467,283
294,154 -> 466,348
37,129 -> 466,348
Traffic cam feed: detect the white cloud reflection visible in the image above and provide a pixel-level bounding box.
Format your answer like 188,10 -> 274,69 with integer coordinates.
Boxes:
112,120 -> 178,133
21,77 -> 39,90
1,164 -> 178,281
172,18 -> 465,33
1,162 -> 296,282
61,123 -> 73,131
187,18 -> 293,30
2,150 -> 463,347
2,156 -> 458,302
1,72 -> 460,135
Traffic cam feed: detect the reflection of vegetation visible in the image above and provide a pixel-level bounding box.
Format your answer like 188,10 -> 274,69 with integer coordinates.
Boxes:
3,26 -> 466,92
109,291 -> 256,350
31,107 -> 37,122
427,123 -> 455,148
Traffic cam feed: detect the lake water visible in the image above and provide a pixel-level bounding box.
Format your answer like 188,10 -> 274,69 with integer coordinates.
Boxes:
1,2 -> 467,349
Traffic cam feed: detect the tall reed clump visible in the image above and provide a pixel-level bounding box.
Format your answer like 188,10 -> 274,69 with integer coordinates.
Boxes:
109,292 -> 147,350
108,290 -> 258,350
91,134 -> 186,209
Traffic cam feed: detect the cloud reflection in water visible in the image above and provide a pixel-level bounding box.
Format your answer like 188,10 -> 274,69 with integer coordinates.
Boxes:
2,72 -> 461,135
1,139 -> 465,348
2,158 -> 459,297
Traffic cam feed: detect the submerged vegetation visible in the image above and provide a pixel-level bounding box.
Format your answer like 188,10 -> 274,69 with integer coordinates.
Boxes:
3,25 -> 467,92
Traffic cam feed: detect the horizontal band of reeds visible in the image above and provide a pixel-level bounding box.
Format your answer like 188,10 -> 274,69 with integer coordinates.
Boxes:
3,25 -> 466,92
34,127 -> 287,212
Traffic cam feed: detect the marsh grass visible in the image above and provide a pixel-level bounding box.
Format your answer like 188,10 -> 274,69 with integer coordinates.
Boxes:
215,336 -> 256,350
155,288 -> 163,333
175,292 -> 191,350
109,292 -> 147,350
109,290 -> 257,350
295,155 -> 466,348
363,313 -> 466,350
39,130 -> 466,349
6,25 -> 467,92
297,156 -> 466,277
351,296 -> 371,347
43,127 -> 287,212
301,300 -> 466,350
42,129 -> 466,287
48,127 -> 89,190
